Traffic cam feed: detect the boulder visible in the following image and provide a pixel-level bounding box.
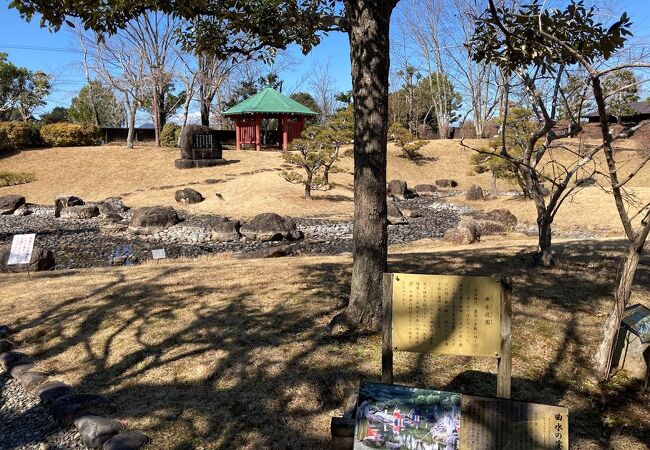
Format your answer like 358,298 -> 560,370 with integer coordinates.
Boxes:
414,184 -> 437,196
240,213 -> 303,241
175,188 -> 204,204
0,195 -> 25,215
55,195 -> 84,217
0,351 -> 30,371
10,362 -> 35,378
443,219 -> 481,244
75,415 -> 123,449
36,380 -> 74,406
387,179 -> 407,199
99,198 -> 128,216
103,430 -> 150,450
128,206 -> 180,233
50,393 -> 108,426
16,370 -> 49,392
469,209 -> 518,231
465,184 -> 484,201
0,245 -> 55,273
387,201 -> 408,225
13,204 -> 33,216
100,215 -> 128,234
209,218 -> 241,242
60,205 -> 100,219
0,338 -> 14,353
401,208 -> 422,219
238,245 -> 291,259
435,179 -> 458,188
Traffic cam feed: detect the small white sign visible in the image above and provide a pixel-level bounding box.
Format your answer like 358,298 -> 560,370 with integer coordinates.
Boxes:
8,234 -> 35,265
151,249 -> 166,260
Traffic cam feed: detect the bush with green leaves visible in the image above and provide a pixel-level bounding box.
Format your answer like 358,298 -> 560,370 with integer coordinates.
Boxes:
0,171 -> 36,187
161,123 -> 181,148
0,121 -> 32,150
40,122 -> 101,147
389,123 -> 427,161
282,129 -> 329,200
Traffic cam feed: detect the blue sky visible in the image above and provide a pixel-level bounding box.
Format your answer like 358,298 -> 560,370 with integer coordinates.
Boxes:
0,1 -> 649,121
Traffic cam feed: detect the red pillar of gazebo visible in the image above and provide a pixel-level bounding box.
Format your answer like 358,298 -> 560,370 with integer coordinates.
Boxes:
235,117 -> 241,151
282,114 -> 289,151
255,114 -> 261,151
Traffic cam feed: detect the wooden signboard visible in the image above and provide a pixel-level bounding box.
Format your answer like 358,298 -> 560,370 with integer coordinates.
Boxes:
460,395 -> 569,449
383,273 -> 512,398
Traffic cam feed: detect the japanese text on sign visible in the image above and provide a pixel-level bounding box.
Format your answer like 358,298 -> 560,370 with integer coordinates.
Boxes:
391,273 -> 502,357
7,234 -> 35,265
460,395 -> 569,449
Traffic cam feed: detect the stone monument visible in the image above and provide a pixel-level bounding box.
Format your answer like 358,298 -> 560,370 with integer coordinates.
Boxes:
174,125 -> 227,169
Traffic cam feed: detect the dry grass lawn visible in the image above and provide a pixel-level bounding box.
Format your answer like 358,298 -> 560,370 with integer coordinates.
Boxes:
1,238 -> 649,449
1,139 -> 648,233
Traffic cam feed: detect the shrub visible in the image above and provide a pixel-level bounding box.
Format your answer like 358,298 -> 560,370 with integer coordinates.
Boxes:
0,171 -> 36,187
40,122 -> 101,147
161,123 -> 181,148
0,121 -> 32,150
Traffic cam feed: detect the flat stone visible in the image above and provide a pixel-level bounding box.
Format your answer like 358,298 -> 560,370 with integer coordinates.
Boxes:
75,415 -> 123,448
17,370 -> 49,392
50,393 -> 108,426
60,205 -> 100,219
435,179 -> 458,188
55,194 -> 84,217
465,184 -> 484,200
103,430 -> 149,450
0,351 -> 30,371
10,362 -> 35,378
414,184 -> 437,196
240,213 -> 303,241
0,195 -> 26,215
36,380 -> 74,406
175,188 -> 204,204
128,206 -> 180,233
209,219 -> 241,242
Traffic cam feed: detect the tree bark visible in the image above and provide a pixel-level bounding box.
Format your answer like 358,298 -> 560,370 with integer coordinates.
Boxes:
537,217 -> 553,267
200,95 -> 211,126
305,172 -> 313,200
126,97 -> 137,149
343,0 -> 395,331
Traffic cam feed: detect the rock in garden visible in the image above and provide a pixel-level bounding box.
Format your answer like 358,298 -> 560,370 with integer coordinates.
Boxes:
55,194 -> 84,217
0,351 -> 30,371
103,430 -> 150,450
13,203 -> 33,216
414,184 -> 437,196
469,209 -> 518,231
435,179 -> 458,188
99,197 -> 128,216
443,219 -> 480,244
238,245 -> 291,259
240,213 -> 303,241
0,194 -> 25,215
36,380 -> 74,406
16,370 -> 49,392
388,179 -> 408,199
10,362 -> 35,378
50,393 -> 108,426
0,325 -> 10,338
128,206 -> 180,233
209,218 -> 241,242
387,201 -> 408,225
465,184 -> 484,200
175,188 -> 204,204
401,208 -> 422,219
60,205 -> 100,219
0,338 -> 14,353
0,244 -> 55,272
75,415 -> 123,448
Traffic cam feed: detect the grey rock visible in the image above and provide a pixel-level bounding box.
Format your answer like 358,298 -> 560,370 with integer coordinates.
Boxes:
0,325 -> 10,338
209,218 -> 240,242
75,415 -> 123,448
17,370 -> 49,392
0,194 -> 26,215
0,338 -> 14,353
55,195 -> 84,217
0,351 -> 30,371
0,245 -> 55,273
128,206 -> 180,233
60,205 -> 100,219
103,430 -> 149,450
50,393 -> 108,426
414,184 -> 437,196
387,179 -> 407,199
10,362 -> 35,378
469,209 -> 518,231
240,213 -> 303,241
443,219 -> 481,244
13,204 -> 33,216
435,179 -> 458,188
465,184 -> 484,201
387,201 -> 407,225
99,198 -> 128,216
36,380 -> 74,406
175,188 -> 204,204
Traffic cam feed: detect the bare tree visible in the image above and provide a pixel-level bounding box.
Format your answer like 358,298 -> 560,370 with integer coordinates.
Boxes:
309,60 -> 339,123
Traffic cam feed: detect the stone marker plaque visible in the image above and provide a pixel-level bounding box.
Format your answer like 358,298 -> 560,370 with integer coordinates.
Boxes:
391,273 -> 502,357
461,395 -> 569,449
7,233 -> 35,265
621,303 -> 650,344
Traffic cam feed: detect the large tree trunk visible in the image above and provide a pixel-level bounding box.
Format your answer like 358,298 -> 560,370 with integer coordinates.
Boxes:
537,218 -> 553,267
200,97 -> 211,127
594,239 -> 644,377
343,0 -> 395,331
126,99 -> 137,149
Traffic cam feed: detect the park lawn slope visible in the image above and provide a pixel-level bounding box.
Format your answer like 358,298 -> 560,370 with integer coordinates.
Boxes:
0,237 -> 648,449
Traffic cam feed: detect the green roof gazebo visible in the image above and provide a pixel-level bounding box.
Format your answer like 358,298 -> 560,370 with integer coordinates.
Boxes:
222,87 -> 318,151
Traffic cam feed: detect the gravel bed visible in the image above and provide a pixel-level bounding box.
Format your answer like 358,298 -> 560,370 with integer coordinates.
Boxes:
0,373 -> 87,450
0,197 -> 468,270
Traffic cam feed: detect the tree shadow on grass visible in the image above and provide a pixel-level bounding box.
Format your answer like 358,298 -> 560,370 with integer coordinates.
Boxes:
3,239 -> 649,448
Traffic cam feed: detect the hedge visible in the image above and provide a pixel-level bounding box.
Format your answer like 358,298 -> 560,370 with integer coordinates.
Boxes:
161,123 -> 181,148
40,122 -> 101,147
0,121 -> 32,150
